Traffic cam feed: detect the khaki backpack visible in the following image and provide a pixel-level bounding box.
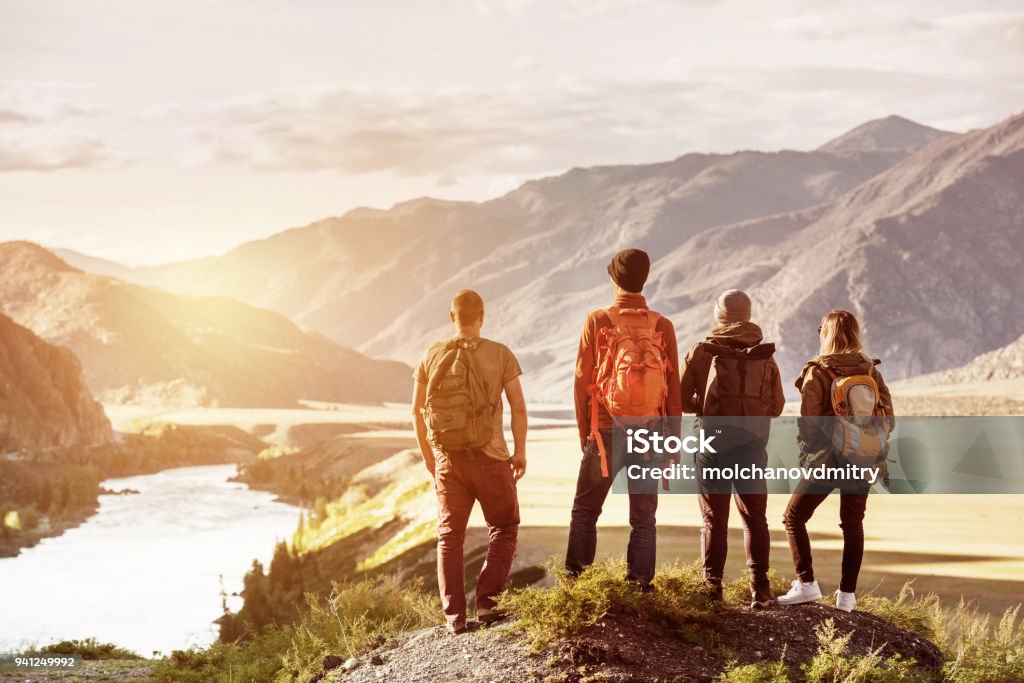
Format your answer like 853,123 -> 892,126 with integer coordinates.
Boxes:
422,338 -> 495,452
587,307 -> 671,477
825,368 -> 890,471
699,342 -> 778,450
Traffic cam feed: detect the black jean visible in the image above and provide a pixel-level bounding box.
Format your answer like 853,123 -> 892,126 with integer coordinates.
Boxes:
696,445 -> 770,591
782,479 -> 869,593
565,429 -> 659,586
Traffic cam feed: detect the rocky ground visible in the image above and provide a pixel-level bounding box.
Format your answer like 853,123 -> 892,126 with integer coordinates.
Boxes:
315,602 -> 942,683
0,660 -> 153,682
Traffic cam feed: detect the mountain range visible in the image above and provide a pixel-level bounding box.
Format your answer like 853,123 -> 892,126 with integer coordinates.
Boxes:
0,242 -> 410,408
51,113 -> 1024,401
0,312 -> 111,454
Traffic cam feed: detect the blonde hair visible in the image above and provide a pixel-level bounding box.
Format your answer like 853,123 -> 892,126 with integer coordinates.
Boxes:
819,309 -> 863,356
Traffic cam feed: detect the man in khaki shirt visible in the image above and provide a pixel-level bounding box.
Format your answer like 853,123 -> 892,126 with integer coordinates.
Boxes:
412,289 -> 527,634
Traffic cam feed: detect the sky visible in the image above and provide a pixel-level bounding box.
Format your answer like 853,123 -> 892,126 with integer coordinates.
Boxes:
1,0 -> 1022,265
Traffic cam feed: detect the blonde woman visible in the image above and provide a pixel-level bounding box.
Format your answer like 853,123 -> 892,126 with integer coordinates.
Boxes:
776,310 -> 894,612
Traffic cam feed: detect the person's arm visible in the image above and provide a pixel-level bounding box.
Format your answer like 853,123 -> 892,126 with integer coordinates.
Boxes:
574,313 -> 596,451
659,317 -> 683,439
768,360 -> 786,417
679,343 -> 701,414
873,366 -> 896,432
504,376 -> 527,480
411,380 -> 435,477
796,366 -> 827,459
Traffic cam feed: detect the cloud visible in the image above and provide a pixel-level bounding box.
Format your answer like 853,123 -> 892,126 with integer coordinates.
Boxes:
170,63 -> 989,180
0,135 -> 112,172
174,81 -> 722,177
0,83 -> 117,172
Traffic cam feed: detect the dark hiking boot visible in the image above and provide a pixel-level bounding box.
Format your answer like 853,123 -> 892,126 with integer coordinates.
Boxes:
699,579 -> 724,602
625,576 -> 656,594
750,583 -> 775,609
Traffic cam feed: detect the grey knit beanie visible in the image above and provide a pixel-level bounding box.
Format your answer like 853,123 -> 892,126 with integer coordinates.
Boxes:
714,289 -> 752,325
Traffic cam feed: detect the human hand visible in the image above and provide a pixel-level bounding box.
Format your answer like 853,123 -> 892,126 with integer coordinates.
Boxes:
510,451 -> 527,481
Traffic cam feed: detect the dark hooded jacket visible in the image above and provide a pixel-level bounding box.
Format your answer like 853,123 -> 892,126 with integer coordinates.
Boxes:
796,352 -> 895,462
679,321 -> 785,416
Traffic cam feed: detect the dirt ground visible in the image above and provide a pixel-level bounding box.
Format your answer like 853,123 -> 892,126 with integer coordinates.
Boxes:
331,602 -> 941,683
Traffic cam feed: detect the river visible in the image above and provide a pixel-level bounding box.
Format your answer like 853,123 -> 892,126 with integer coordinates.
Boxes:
0,464 -> 299,656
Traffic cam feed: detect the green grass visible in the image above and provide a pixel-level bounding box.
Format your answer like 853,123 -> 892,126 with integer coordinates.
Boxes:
499,559 -> 1024,683
37,638 -> 142,661
496,558 -> 790,652
717,651 -> 793,683
800,619 -> 929,683
935,603 -> 1024,682
151,575 -> 439,683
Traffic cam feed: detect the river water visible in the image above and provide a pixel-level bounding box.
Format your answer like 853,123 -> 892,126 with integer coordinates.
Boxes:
0,464 -> 299,656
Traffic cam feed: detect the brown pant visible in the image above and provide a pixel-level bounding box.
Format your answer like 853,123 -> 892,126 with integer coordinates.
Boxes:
782,481 -> 868,593
435,449 -> 520,628
696,446 -> 770,591
698,491 -> 770,591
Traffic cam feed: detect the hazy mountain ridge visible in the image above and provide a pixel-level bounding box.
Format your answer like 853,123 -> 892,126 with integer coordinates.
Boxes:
899,334 -> 1024,386
0,242 -> 411,407
84,118 -> 954,401
647,111 -> 1024,386
0,312 -> 112,454
54,114 -> 1021,401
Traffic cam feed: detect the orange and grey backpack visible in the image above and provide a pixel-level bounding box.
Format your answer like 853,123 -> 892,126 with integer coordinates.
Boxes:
587,307 -> 671,477
824,365 -> 890,470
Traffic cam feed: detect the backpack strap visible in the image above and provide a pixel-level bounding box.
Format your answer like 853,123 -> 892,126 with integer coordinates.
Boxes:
587,384 -> 609,477
588,309 -> 611,477
461,340 -> 497,421
424,340 -> 461,398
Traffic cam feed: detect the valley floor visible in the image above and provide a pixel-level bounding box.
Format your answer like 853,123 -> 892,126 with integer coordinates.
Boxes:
110,401 -> 1024,618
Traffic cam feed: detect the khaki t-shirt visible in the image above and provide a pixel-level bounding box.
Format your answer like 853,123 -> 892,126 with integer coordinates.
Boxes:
415,336 -> 522,461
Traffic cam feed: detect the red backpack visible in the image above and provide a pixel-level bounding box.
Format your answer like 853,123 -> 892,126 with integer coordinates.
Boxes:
587,307 -> 671,477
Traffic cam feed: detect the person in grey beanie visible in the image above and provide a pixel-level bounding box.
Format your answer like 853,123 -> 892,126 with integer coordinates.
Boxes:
679,289 -> 785,608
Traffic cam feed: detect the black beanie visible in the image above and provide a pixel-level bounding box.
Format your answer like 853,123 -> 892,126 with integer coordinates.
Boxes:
607,248 -> 650,292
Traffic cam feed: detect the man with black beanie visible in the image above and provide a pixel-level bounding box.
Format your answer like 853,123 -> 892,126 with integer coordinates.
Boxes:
565,248 -> 682,589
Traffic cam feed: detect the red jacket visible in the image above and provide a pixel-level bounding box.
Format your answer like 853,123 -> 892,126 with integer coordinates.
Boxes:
573,293 -> 683,449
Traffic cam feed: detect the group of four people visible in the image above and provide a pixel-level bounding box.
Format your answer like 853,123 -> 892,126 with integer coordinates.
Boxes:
412,248 -> 893,634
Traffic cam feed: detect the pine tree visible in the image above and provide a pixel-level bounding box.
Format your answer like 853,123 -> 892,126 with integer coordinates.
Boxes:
240,560 -> 272,629
314,496 -> 328,525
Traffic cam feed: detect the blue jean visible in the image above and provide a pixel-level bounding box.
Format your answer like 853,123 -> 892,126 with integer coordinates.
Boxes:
564,429 -> 659,586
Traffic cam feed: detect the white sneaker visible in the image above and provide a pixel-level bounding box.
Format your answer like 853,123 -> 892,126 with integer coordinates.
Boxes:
776,579 -> 822,606
835,590 -> 856,612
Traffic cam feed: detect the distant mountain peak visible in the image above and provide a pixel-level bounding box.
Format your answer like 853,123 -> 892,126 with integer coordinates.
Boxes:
819,115 -> 952,153
0,240 -> 79,273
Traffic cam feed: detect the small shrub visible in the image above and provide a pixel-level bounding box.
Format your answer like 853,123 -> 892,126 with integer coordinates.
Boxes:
152,575 -> 438,683
276,575 -> 438,681
717,652 -> 793,682
152,627 -> 291,683
801,618 -> 927,683
38,637 -> 142,660
498,558 -> 726,651
858,582 -> 937,640
937,602 -> 1024,683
